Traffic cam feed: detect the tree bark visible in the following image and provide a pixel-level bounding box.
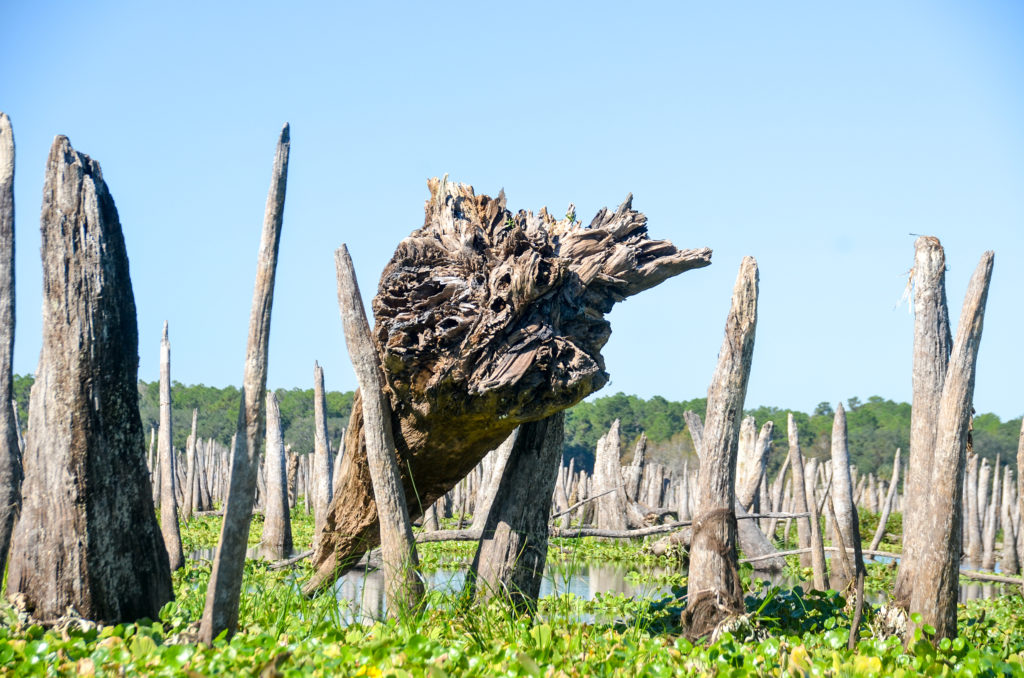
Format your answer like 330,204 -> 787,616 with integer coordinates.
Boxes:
335,244 -> 424,614
7,135 -> 171,622
895,236 -> 952,604
468,412 -> 564,612
0,112 -> 21,578
199,123 -> 289,643
312,361 -> 333,540
965,453 -> 983,567
686,257 -> 758,630
764,454 -> 791,540
909,250 -> 993,642
261,391 -> 292,560
306,181 -> 711,593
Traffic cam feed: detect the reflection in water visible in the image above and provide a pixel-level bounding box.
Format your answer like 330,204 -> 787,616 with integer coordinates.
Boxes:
330,563 -> 676,624
184,549 -> 1016,625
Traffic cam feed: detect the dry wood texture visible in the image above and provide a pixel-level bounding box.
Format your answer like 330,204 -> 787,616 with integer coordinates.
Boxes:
909,250 -> 993,641
199,123 -> 289,643
469,412 -> 565,612
895,236 -> 952,603
7,136 -> 171,622
686,256 -> 758,633
0,112 -> 20,578
306,180 -> 711,593
829,403 -> 860,578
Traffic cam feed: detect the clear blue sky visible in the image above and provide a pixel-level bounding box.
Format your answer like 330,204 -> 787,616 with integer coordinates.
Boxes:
2,1 -> 1022,419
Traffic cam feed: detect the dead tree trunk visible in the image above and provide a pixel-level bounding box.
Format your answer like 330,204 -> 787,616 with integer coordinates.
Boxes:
895,236 -> 952,604
469,413 -> 564,612
470,432 -> 517,531
1001,465 -> 1019,575
261,391 -> 292,560
982,461 -> 999,571
0,112 -> 21,578
965,453 -> 983,567
307,181 -> 710,593
789,414 -> 828,590
332,431 -> 346,499
686,257 -> 757,634
909,250 -> 993,642
829,402 -> 860,585
7,135 -> 171,622
312,361 -> 333,540
594,420 -> 627,531
158,323 -> 184,569
199,123 -> 289,644
183,408 -> 198,523
764,454 -> 791,540
869,447 -> 901,554
335,245 -> 424,614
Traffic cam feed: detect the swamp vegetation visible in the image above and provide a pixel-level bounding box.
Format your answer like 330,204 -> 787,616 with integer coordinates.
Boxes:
2,510 -> 1023,676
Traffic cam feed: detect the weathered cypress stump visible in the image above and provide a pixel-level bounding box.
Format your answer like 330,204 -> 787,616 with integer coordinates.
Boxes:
312,362 -> 333,539
199,123 -> 289,644
468,412 -> 565,612
306,180 -> 711,593
335,244 -> 423,614
685,257 -> 758,636
895,236 -> 952,604
909,250 -> 993,642
7,136 -> 172,622
261,391 -> 293,560
868,448 -> 901,554
0,112 -> 21,578
829,403 -> 860,589
158,323 -> 184,569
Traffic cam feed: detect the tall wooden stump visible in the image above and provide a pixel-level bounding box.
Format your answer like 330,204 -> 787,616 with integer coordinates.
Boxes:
895,236 -> 952,604
261,391 -> 293,559
312,362 -> 333,540
199,123 -> 289,643
158,322 -> 184,569
909,250 -> 993,642
0,112 -> 21,578
469,412 -> 565,612
335,245 -> 423,615
685,257 -> 758,636
7,136 -> 172,622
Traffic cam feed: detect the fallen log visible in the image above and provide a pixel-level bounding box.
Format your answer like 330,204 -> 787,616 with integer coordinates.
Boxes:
305,180 -> 711,594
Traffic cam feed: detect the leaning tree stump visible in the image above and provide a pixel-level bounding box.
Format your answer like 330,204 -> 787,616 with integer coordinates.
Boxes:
7,136 -> 172,622
305,179 -> 711,593
0,112 -> 20,579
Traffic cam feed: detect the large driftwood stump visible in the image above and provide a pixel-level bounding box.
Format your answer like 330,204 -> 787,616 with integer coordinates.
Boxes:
7,136 -> 172,622
306,179 -> 711,593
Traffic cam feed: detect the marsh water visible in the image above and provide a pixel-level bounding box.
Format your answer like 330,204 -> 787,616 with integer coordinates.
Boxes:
186,550 -> 1015,624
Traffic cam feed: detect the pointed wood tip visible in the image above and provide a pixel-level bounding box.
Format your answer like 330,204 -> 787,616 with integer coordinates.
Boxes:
162,320 -> 169,342
279,123 -> 290,144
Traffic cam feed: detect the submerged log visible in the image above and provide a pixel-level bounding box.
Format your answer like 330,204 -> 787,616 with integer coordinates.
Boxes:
7,136 -> 171,622
306,180 -> 711,593
0,112 -> 20,578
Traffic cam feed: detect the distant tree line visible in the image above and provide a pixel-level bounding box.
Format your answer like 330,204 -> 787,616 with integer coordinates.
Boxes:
11,375 -> 1020,475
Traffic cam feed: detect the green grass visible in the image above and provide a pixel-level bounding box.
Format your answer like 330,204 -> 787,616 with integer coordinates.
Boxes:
2,511 -> 1023,676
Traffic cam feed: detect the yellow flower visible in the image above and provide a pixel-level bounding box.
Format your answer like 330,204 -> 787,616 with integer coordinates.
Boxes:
853,655 -> 882,675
